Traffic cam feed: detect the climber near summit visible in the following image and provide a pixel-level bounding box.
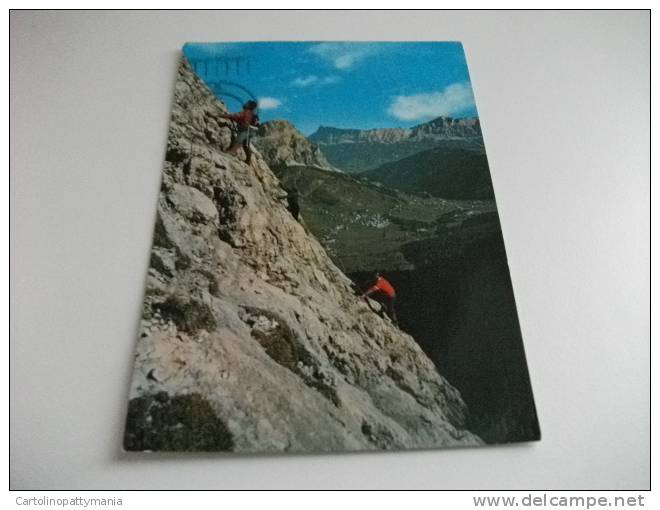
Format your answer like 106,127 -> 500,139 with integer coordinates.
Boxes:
361,272 -> 398,325
220,100 -> 260,165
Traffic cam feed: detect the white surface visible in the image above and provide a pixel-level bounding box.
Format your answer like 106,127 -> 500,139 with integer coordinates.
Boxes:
10,10 -> 650,489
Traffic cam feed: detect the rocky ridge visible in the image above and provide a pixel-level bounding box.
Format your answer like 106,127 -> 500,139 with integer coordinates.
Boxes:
255,120 -> 335,171
124,57 -> 482,453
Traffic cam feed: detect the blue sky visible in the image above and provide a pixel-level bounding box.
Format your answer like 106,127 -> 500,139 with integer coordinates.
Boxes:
183,42 -> 478,135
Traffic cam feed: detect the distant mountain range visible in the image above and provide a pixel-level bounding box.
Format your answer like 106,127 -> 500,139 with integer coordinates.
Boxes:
308,117 -> 484,173
309,117 -> 482,144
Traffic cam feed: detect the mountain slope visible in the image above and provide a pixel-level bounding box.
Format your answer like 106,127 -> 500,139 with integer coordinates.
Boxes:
362,145 -> 495,200
276,164 -> 539,444
275,164 -> 498,273
309,117 -> 484,173
123,57 -> 482,453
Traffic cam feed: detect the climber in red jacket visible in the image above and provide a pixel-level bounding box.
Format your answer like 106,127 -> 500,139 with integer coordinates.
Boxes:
361,272 -> 398,325
220,100 -> 260,165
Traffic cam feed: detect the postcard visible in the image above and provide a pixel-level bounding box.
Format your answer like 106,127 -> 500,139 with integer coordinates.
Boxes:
124,42 -> 540,453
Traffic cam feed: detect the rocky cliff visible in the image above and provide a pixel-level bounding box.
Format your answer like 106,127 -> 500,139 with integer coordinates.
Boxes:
255,120 -> 334,171
123,57 -> 482,453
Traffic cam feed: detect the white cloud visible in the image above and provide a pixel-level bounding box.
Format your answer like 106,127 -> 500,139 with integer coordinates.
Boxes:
309,43 -> 379,70
258,97 -> 282,110
293,75 -> 318,87
292,75 -> 341,87
320,75 -> 341,85
387,83 -> 476,121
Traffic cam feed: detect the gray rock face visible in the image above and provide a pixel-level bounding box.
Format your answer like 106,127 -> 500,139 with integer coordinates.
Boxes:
255,119 -> 334,171
124,57 -> 482,453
